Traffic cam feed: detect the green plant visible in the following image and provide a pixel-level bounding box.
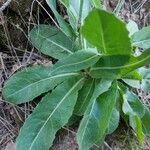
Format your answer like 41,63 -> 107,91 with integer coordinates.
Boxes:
2,0 -> 150,150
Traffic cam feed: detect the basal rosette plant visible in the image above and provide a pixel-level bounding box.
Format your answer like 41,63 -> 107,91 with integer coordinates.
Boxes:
2,0 -> 150,150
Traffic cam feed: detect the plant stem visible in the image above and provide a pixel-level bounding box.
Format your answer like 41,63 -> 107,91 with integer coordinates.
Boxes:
79,0 -> 84,25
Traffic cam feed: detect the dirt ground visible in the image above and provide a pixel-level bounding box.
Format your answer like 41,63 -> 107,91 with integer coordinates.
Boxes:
0,0 -> 150,150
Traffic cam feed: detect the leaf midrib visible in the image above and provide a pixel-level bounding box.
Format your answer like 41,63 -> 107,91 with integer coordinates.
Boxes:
39,34 -> 73,54
6,73 -> 79,98
77,79 -> 94,113
98,14 -> 107,54
50,54 -> 99,75
79,100 -> 96,147
133,39 -> 150,45
29,78 -> 84,150
91,55 -> 150,71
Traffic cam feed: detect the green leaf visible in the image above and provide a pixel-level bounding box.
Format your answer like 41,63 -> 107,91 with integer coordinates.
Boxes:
29,25 -> 77,59
126,20 -> 139,37
46,0 -> 75,38
90,49 -> 150,78
2,65 -> 80,104
50,49 -> 100,75
70,0 -> 90,24
118,85 -> 130,125
74,78 -> 113,116
3,49 -> 100,104
16,77 -> 84,150
59,0 -> 78,31
91,78 -> 113,100
131,26 -> 150,49
91,0 -> 101,8
122,70 -> 142,88
74,78 -> 95,115
138,67 -> 150,92
59,0 -> 69,7
122,90 -> 145,118
75,78 -> 113,116
81,9 -> 131,55
60,0 -> 90,31
106,108 -> 120,134
141,107 -> 150,136
130,115 -> 145,145
120,84 -> 145,144
123,67 -> 150,92
67,9 -> 78,31
122,70 -> 142,80
77,82 -> 118,150
123,78 -> 141,89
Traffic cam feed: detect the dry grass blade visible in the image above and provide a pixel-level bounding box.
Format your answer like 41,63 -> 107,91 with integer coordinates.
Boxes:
0,0 -> 12,12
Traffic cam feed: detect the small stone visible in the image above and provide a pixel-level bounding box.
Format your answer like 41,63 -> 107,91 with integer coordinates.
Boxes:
5,142 -> 15,150
141,8 -> 146,13
131,14 -> 140,21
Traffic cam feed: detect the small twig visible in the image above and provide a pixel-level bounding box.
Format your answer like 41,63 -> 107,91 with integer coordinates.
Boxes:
0,116 -> 15,137
134,0 -> 148,14
104,141 -> 113,150
0,52 -> 8,78
0,0 -> 12,13
35,0 -> 60,29
12,106 -> 23,122
0,12 -> 22,67
113,0 -> 125,15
